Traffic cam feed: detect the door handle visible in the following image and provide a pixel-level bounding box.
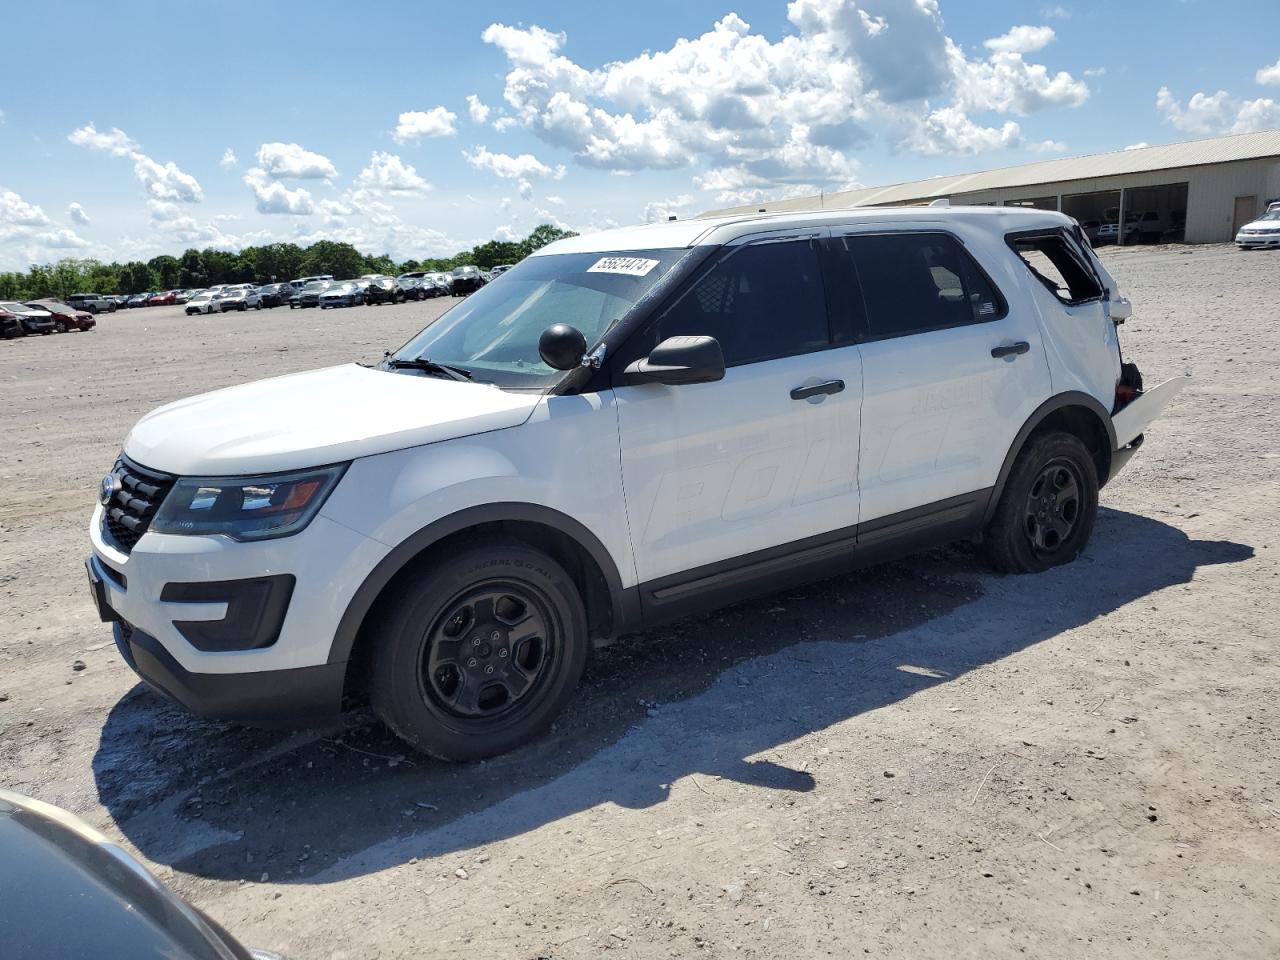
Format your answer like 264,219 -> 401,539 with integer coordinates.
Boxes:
790,379 -> 845,400
991,341 -> 1030,359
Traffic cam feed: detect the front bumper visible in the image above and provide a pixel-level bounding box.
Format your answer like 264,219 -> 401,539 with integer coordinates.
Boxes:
88,498 -> 391,724
113,620 -> 346,727
1236,232 -> 1280,248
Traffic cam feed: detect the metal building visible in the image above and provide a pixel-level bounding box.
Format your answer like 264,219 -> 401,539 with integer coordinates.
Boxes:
703,129 -> 1280,245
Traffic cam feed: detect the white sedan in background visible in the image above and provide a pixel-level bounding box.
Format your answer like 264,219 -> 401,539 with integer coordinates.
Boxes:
184,292 -> 224,315
1235,203 -> 1280,249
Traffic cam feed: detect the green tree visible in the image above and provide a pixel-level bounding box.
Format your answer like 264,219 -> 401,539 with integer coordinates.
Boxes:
147,255 -> 181,289
178,249 -> 207,288
299,241 -> 365,280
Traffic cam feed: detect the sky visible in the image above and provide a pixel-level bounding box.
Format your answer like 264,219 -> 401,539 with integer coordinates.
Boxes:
2,0 -> 1278,271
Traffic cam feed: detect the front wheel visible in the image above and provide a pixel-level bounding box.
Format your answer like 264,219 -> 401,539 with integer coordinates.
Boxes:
369,539 -> 589,761
982,430 -> 1098,574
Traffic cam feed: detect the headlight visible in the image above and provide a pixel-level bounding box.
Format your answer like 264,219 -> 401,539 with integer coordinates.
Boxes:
150,464 -> 347,541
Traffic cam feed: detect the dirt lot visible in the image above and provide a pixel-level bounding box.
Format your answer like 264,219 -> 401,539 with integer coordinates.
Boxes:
1,246 -> 1278,959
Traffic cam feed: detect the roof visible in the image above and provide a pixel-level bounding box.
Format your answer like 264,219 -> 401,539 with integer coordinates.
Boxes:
536,205 -> 1071,254
703,128 -> 1280,217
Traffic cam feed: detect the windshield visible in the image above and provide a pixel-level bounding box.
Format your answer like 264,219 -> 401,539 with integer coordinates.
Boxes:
393,248 -> 692,390
1260,208 -> 1280,221
0,301 -> 29,312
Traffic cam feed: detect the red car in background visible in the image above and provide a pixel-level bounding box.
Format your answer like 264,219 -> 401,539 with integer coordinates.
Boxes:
148,289 -> 180,306
26,299 -> 97,332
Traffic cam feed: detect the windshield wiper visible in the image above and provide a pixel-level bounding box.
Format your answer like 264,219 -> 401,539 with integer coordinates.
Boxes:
382,352 -> 473,381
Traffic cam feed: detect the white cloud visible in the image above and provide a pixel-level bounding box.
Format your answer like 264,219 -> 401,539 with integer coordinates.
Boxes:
1257,59 -> 1280,86
466,95 -> 491,124
517,178 -> 533,200
1083,66 -> 1106,78
1157,86 -> 1280,136
478,4 -> 1090,200
393,106 -> 458,142
0,188 -> 90,268
68,202 -> 91,225
255,142 -> 337,179
983,25 -> 1055,55
1124,142 -> 1150,151
68,122 -> 138,157
544,195 -> 565,205
641,193 -> 695,222
494,224 -> 522,242
1042,5 -> 1071,19
355,151 -> 431,193
1,189 -> 52,227
68,122 -> 204,203
220,148 -> 238,169
464,145 -> 566,180
243,168 -> 315,215
1028,139 -> 1067,153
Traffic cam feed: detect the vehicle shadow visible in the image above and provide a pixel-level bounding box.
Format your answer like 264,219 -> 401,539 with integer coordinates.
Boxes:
92,507 -> 1252,883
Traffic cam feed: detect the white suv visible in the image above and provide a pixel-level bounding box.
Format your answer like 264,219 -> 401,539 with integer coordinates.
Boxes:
87,207 -> 1183,760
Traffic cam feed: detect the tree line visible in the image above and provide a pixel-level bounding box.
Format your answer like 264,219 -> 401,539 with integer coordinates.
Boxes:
0,224 -> 576,301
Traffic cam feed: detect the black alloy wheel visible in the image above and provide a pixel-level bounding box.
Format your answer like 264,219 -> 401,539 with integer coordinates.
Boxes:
1022,457 -> 1084,556
421,583 -> 556,721
369,539 -> 589,760
982,430 -> 1098,574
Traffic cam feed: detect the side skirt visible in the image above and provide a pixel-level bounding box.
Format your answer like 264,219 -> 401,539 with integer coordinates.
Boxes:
635,489 -> 991,629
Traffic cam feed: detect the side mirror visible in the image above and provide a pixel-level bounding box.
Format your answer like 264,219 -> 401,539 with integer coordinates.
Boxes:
538,323 -> 588,371
624,335 -> 725,386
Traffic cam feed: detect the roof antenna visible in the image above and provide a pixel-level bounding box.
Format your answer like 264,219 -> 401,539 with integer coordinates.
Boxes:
758,207 -> 766,213
668,215 -> 677,221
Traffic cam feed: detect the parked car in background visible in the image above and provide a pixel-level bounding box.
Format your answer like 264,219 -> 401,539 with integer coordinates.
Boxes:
1234,202 -> 1280,249
110,294 -> 131,309
451,264 -> 484,295
148,290 -> 178,306
0,304 -> 27,338
257,283 -> 291,307
184,292 -> 224,315
1095,215 -> 1141,245
294,280 -> 331,308
1,301 -> 56,335
219,287 -> 263,312
66,293 -> 116,314
290,275 -> 334,291
319,281 -> 366,309
365,276 -> 404,305
27,299 -> 96,332
127,292 -> 154,308
490,263 -> 516,277
398,277 -> 425,300
430,272 -> 453,295
0,789 -> 283,960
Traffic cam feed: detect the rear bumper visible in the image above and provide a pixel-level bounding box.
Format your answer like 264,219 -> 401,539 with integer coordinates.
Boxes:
114,621 -> 345,727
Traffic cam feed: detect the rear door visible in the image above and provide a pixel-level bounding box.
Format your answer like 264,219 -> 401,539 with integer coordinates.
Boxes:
614,229 -> 863,586
823,227 -> 1051,525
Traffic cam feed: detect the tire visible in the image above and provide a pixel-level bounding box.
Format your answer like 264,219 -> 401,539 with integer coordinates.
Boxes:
368,538 -> 589,761
54,321 -> 66,334
982,430 -> 1098,574
255,302 -> 262,310
238,303 -> 247,312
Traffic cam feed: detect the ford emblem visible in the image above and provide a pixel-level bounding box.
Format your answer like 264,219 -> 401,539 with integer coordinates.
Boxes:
100,473 -> 121,507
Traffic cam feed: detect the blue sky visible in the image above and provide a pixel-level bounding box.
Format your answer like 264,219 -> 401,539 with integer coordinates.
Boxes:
2,0 -> 1278,270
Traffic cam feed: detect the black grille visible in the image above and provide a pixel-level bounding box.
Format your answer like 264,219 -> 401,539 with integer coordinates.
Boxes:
103,456 -> 176,553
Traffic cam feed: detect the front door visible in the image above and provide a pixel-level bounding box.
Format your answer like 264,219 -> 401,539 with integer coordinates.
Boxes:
614,233 -> 863,586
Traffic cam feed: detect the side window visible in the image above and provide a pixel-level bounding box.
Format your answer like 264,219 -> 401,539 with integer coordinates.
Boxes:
640,239 -> 829,367
825,232 -> 1005,342
1008,232 -> 1103,305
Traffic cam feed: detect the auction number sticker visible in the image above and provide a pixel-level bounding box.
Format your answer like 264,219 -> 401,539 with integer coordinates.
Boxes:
587,256 -> 660,277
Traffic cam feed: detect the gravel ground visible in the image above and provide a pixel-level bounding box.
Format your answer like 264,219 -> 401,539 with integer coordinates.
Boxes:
1,245 -> 1277,959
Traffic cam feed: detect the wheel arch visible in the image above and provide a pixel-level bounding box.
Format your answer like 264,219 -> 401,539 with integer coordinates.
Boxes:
328,502 -> 640,685
983,392 -> 1116,525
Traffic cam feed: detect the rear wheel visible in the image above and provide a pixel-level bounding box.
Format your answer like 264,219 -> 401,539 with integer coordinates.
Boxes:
54,320 -> 66,334
369,539 -> 589,761
982,430 -> 1098,574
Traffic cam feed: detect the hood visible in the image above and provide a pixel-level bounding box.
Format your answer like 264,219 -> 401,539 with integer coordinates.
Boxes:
124,363 -> 541,476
